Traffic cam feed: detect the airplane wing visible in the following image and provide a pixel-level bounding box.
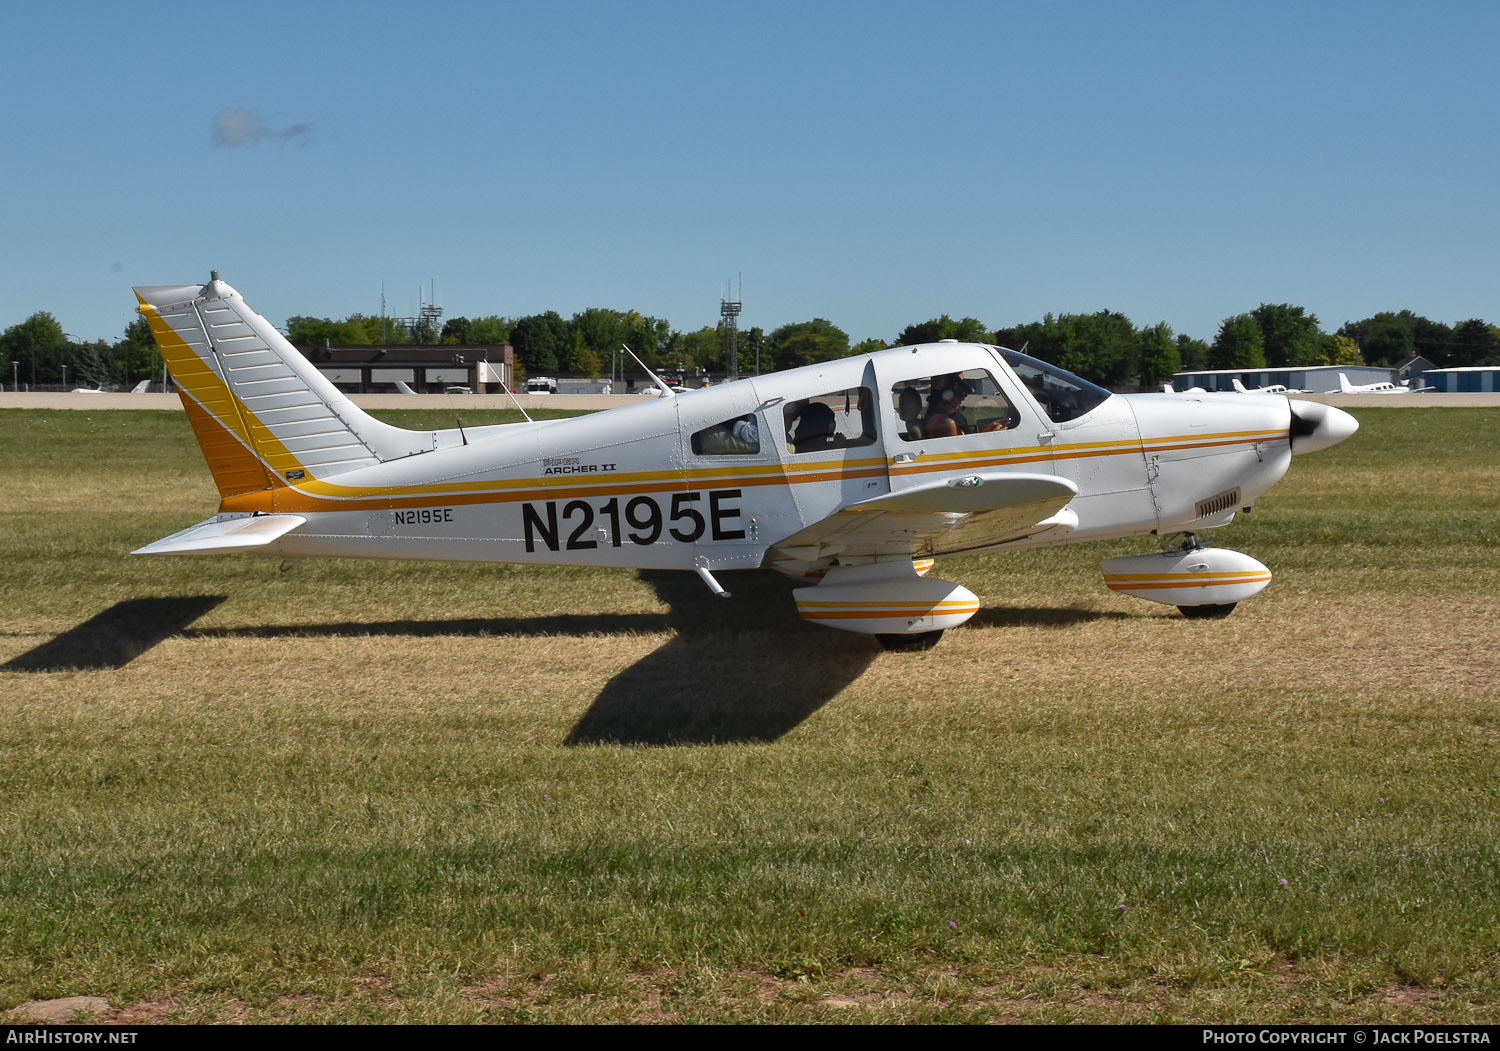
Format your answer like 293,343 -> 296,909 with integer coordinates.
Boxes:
769,472 -> 1077,564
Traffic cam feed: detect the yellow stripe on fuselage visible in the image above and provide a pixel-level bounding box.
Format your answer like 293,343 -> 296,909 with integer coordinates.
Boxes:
221,428 -> 1288,515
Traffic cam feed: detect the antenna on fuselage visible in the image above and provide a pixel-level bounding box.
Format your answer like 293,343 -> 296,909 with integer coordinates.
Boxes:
622,344 -> 675,397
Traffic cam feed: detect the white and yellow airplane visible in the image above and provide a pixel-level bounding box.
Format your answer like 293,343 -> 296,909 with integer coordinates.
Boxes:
1331,372 -> 1431,395
132,274 -> 1358,650
1230,378 -> 1308,395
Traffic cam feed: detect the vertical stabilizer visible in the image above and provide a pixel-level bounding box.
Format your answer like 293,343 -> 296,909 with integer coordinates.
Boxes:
134,275 -> 433,499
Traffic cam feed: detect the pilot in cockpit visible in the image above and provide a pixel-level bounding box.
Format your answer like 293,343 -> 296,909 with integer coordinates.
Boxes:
924,374 -> 971,437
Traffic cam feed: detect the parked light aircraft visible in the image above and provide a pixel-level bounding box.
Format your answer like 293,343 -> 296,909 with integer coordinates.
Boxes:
131,274 -> 1359,650
1330,373 -> 1430,395
1230,378 -> 1308,395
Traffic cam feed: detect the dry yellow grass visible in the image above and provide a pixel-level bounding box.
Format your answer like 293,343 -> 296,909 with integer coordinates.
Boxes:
3,407 -> 1499,1022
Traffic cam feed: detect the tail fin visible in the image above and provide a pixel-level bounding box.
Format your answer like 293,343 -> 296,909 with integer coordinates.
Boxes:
134,274 -> 431,501
1338,373 -> 1355,393
1231,378 -> 1248,393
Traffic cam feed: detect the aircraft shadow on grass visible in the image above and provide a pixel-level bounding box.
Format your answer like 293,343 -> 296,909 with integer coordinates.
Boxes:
3,595 -> 229,672
563,569 -> 875,746
965,606 -> 1134,630
5,572 -> 874,745
7,579 -> 1131,745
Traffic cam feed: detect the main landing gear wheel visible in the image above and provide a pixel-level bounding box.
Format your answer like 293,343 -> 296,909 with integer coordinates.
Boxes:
875,630 -> 945,652
1178,603 -> 1237,620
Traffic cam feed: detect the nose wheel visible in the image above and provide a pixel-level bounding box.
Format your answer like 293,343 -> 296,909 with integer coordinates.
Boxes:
875,630 -> 945,651
1177,602 -> 1237,619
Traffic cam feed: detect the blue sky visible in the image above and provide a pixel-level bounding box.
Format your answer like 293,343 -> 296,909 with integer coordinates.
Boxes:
2,0 -> 1496,346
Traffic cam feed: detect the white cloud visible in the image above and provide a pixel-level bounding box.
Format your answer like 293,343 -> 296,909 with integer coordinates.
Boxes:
212,107 -> 314,147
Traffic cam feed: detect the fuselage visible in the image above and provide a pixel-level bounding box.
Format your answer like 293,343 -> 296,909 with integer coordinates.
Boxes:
208,344 -> 1296,575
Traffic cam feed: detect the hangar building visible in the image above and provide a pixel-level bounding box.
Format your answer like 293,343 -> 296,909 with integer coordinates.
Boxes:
295,343 -> 515,394
1169,365 -> 1394,393
1421,366 -> 1500,393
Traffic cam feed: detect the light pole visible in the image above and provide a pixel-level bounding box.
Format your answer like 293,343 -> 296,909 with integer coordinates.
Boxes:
63,333 -> 77,391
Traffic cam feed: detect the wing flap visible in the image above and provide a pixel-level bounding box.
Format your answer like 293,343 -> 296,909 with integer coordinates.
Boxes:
132,514 -> 307,556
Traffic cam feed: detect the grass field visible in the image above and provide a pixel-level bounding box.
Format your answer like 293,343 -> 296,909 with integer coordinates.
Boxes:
2,406 -> 1498,1023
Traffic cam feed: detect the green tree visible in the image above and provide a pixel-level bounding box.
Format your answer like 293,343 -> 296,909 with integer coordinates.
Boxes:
766,319 -> 850,371
467,316 -> 511,344
441,316 -> 472,344
73,342 -> 111,388
1136,322 -> 1181,390
346,313 -> 394,343
895,315 -> 991,346
673,326 -> 723,372
509,312 -> 571,373
0,311 -> 69,386
112,317 -> 162,387
740,327 -> 766,373
1209,314 -> 1266,370
571,308 -> 631,363
1337,311 -> 1452,366
568,307 -> 675,369
1175,334 -> 1210,372
285,316 -> 374,346
1319,334 -> 1362,366
1448,319 -> 1500,368
573,345 -> 603,378
849,337 -> 889,356
629,314 -> 675,370
1251,303 -> 1324,367
999,311 -> 1139,387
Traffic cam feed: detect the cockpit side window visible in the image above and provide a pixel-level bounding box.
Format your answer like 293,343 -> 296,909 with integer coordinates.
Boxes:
691,414 -> 760,456
783,387 -> 877,454
999,349 -> 1112,423
891,369 -> 1019,441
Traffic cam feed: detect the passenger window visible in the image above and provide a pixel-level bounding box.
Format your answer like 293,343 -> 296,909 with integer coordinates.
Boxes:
891,370 -> 1018,441
783,388 -> 877,454
691,414 -> 761,456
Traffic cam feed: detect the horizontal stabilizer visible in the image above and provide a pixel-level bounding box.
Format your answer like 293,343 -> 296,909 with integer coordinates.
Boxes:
132,514 -> 307,556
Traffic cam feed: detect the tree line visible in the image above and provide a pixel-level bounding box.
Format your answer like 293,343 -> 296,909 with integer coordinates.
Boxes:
0,314 -> 160,391
4,301 -> 1497,392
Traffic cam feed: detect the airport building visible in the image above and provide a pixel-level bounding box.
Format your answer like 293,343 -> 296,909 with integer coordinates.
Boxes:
1420,366 -> 1500,393
1168,365 -> 1393,393
295,343 -> 515,394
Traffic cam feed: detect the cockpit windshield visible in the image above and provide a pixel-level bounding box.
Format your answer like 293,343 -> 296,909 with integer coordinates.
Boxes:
999,349 -> 1112,423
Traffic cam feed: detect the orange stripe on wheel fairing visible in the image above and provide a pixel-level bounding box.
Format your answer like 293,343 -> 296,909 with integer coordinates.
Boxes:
798,606 -> 980,620
1105,575 -> 1271,592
